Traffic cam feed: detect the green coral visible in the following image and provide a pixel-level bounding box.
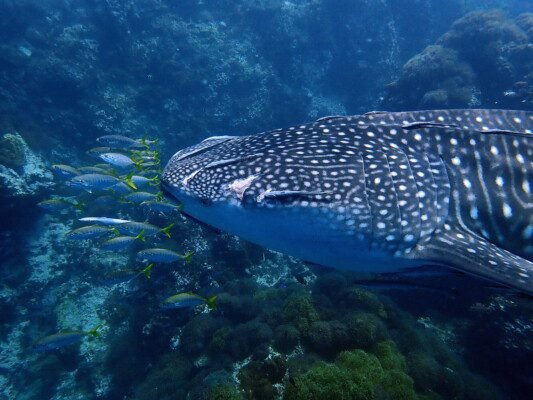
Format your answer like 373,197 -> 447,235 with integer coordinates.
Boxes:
285,362 -> 363,400
206,384 -> 243,400
273,324 -> 300,353
209,327 -> 232,354
0,133 -> 26,168
280,292 -> 318,335
374,340 -> 407,371
343,288 -> 387,318
307,321 -> 333,355
285,345 -> 420,400
345,312 -> 387,349
238,361 -> 276,400
132,353 -> 192,400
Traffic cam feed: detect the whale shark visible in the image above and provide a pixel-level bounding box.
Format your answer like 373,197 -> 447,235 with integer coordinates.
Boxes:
162,109 -> 532,295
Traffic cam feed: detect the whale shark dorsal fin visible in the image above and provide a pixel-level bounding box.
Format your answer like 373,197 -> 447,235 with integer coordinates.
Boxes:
411,227 -> 533,295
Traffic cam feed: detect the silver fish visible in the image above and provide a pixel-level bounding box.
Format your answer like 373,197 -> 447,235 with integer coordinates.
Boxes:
124,191 -> 158,203
161,109 -> 533,294
99,153 -> 135,168
96,135 -> 144,149
110,182 -> 135,194
142,200 -> 181,214
34,326 -> 101,352
115,221 -> 174,237
137,248 -> 191,264
38,198 -> 77,212
77,166 -> 112,174
161,292 -> 216,310
67,174 -> 120,191
52,164 -> 80,178
67,225 -> 112,240
100,232 -> 144,251
129,175 -> 157,188
79,217 -> 130,225
86,146 -> 112,157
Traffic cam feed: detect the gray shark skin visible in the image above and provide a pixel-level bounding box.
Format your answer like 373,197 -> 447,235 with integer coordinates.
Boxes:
162,109 -> 533,295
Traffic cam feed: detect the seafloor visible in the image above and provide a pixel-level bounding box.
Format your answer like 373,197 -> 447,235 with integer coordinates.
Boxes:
0,1 -> 532,399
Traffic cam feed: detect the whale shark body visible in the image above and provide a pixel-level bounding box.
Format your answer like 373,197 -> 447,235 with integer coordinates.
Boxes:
162,109 -> 533,294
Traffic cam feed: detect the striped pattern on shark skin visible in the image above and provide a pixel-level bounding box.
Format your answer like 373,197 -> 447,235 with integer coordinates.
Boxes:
162,109 -> 532,294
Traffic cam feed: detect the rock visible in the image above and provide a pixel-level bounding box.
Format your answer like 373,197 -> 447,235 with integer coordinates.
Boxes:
0,133 -> 26,168
0,132 -> 53,198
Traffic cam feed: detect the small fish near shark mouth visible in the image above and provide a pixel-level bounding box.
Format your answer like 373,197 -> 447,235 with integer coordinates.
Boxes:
162,109 -> 533,295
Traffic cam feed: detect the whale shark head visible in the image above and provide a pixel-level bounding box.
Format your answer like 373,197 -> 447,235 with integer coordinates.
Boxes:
160,130 -> 396,271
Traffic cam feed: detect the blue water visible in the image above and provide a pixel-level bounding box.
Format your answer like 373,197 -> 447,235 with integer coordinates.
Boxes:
0,1 -> 531,399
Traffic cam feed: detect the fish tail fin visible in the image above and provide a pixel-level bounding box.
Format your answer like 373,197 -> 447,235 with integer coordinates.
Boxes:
137,137 -> 148,149
87,324 -> 103,338
135,230 -> 145,242
148,177 -> 161,187
142,263 -> 154,279
156,191 -> 164,201
110,227 -> 120,236
140,137 -> 158,148
130,153 -> 145,170
134,160 -> 144,171
206,295 -> 217,311
124,174 -> 138,190
160,223 -> 175,238
182,251 -> 194,263
74,201 -> 85,211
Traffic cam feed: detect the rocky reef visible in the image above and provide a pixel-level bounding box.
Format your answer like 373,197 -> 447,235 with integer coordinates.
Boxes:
0,131 -> 54,249
383,10 -> 533,110
0,132 -> 53,197
0,0 -> 474,160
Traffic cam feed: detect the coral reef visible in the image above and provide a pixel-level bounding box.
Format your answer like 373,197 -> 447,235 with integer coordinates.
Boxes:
383,10 -> 533,110
0,132 -> 26,168
284,347 -> 418,400
0,132 -> 53,198
0,0 -> 472,161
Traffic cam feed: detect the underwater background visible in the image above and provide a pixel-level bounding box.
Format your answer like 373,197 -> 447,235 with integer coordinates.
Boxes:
0,0 -> 532,399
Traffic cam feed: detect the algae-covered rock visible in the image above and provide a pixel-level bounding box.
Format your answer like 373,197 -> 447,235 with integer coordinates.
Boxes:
206,384 -> 243,400
307,321 -> 333,355
374,340 -> 407,372
285,348 -> 420,400
181,314 -> 221,356
439,10 -> 528,61
285,363 -> 361,400
280,292 -> 318,335
342,287 -> 387,318
228,320 -> 273,360
132,353 -> 192,400
273,324 -> 300,353
383,10 -> 532,110
345,312 -> 387,349
238,358 -> 285,400
0,132 -> 53,198
0,133 -> 26,168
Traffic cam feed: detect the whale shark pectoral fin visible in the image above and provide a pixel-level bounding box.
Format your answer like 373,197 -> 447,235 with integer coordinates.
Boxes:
410,228 -> 533,295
